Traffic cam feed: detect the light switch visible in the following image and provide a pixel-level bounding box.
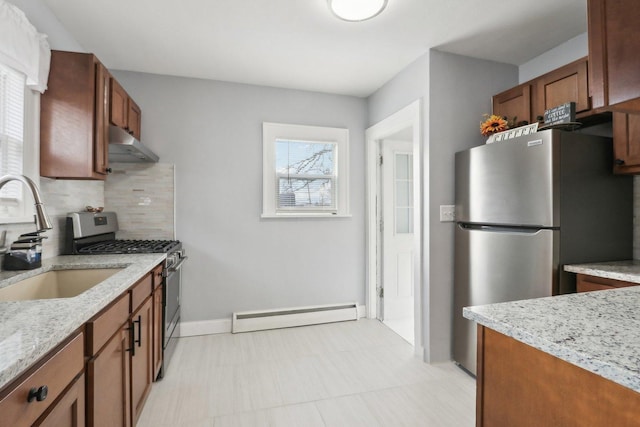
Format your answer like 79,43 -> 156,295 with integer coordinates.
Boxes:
440,205 -> 455,222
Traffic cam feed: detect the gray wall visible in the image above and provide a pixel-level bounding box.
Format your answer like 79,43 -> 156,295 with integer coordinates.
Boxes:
367,50 -> 518,362
519,33 -> 588,83
427,51 -> 517,361
112,71 -> 367,322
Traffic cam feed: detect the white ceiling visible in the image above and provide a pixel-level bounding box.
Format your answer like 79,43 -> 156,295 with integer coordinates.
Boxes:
42,0 -> 587,97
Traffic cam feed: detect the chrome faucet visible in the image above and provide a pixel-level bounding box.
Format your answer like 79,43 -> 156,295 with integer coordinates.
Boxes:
0,175 -> 53,232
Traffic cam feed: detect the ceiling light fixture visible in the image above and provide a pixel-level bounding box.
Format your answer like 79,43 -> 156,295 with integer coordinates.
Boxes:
328,0 -> 388,22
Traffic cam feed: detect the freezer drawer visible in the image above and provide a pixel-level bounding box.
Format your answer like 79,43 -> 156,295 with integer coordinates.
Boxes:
455,131 -> 558,227
453,224 -> 557,375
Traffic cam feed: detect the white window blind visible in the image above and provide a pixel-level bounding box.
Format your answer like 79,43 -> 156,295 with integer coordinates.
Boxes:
276,139 -> 336,211
0,62 -> 25,202
262,123 -> 350,218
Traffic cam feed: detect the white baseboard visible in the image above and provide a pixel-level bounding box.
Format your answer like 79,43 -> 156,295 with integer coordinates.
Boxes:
180,318 -> 231,337
180,304 -> 366,337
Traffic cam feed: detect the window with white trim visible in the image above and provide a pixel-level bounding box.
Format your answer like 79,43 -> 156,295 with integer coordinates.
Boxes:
0,62 -> 38,223
262,123 -> 350,217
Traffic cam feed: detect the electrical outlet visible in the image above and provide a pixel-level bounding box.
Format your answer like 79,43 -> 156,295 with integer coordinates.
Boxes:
440,205 -> 455,222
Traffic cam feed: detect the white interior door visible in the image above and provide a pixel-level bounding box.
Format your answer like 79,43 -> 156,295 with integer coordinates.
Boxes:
381,140 -> 414,344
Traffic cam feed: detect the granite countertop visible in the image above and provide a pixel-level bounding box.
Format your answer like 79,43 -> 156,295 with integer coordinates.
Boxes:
464,282 -> 640,393
564,259 -> 640,283
0,254 -> 165,391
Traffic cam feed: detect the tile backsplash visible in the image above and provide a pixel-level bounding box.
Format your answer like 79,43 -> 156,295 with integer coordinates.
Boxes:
2,179 -> 105,259
104,163 -> 175,240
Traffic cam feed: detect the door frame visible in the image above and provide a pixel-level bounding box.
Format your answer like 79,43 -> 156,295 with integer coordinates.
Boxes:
365,100 -> 422,353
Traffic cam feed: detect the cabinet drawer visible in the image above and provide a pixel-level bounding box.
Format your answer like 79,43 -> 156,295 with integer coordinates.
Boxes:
0,332 -> 84,427
576,273 -> 638,293
86,292 -> 130,356
131,273 -> 153,312
152,264 -> 163,290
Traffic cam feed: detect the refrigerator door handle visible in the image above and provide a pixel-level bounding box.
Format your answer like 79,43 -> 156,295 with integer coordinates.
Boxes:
458,223 -> 555,234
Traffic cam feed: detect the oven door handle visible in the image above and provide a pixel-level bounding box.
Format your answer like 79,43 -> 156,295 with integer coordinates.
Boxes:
167,256 -> 188,273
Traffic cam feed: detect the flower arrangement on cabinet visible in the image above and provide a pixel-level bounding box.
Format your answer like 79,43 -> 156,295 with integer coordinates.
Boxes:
480,114 -> 509,137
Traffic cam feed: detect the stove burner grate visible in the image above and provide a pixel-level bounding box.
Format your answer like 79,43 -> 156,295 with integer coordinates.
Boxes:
78,239 -> 180,254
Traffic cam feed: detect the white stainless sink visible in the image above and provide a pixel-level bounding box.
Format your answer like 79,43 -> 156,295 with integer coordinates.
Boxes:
0,268 -> 123,301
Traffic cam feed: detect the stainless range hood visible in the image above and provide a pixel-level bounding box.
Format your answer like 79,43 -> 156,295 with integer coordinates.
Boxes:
108,126 -> 159,163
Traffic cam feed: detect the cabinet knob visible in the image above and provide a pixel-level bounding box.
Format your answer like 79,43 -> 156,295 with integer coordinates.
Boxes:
106,168 -> 112,174
615,159 -> 625,166
27,385 -> 48,402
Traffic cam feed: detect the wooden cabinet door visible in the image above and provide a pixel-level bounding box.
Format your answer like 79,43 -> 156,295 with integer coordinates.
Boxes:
94,63 -> 110,176
110,77 -> 142,139
131,297 -> 153,426
127,98 -> 142,140
576,273 -> 638,292
0,333 -> 84,427
477,326 -> 640,426
35,374 -> 85,427
40,51 -> 107,179
534,57 -> 590,120
588,0 -> 640,111
152,285 -> 163,380
110,79 -> 128,129
613,112 -> 640,174
87,325 -> 131,427
492,83 -> 532,124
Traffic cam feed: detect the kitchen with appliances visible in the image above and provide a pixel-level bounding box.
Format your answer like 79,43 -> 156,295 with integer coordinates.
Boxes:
3,0 -> 640,426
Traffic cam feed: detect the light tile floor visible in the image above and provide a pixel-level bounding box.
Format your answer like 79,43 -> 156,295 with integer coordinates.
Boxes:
138,319 -> 475,427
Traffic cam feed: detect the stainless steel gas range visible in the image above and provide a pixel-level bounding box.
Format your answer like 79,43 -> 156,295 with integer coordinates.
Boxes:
65,211 -> 186,378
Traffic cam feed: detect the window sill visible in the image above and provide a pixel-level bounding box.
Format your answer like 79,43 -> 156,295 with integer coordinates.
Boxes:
261,212 -> 352,219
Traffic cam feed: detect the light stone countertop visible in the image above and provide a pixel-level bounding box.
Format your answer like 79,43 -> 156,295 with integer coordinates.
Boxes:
0,254 -> 165,391
564,259 -> 640,283
464,275 -> 640,393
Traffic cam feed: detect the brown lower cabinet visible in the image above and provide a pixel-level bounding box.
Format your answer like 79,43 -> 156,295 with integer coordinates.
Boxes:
152,284 -> 163,380
130,296 -> 153,426
613,112 -> 640,174
476,326 -> 640,426
576,273 -> 638,292
87,323 -> 131,427
0,332 -> 85,427
36,374 -> 85,427
0,264 -> 164,427
86,268 -> 158,427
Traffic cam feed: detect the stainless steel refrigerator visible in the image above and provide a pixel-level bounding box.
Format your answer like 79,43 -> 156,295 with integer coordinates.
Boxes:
453,129 -> 633,375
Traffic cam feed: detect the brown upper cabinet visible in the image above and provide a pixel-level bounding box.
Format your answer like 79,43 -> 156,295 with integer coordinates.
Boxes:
612,112 -> 640,174
110,78 -> 141,140
492,84 -> 533,125
533,58 -> 590,120
41,50 -> 143,180
588,0 -> 640,113
41,51 -> 110,179
493,57 -> 592,125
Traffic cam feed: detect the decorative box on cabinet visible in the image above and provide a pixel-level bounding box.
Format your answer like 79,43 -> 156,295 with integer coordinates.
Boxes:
41,51 -> 110,179
588,0 -> 640,112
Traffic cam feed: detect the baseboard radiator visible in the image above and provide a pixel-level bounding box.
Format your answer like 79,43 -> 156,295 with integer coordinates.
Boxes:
232,302 -> 358,333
